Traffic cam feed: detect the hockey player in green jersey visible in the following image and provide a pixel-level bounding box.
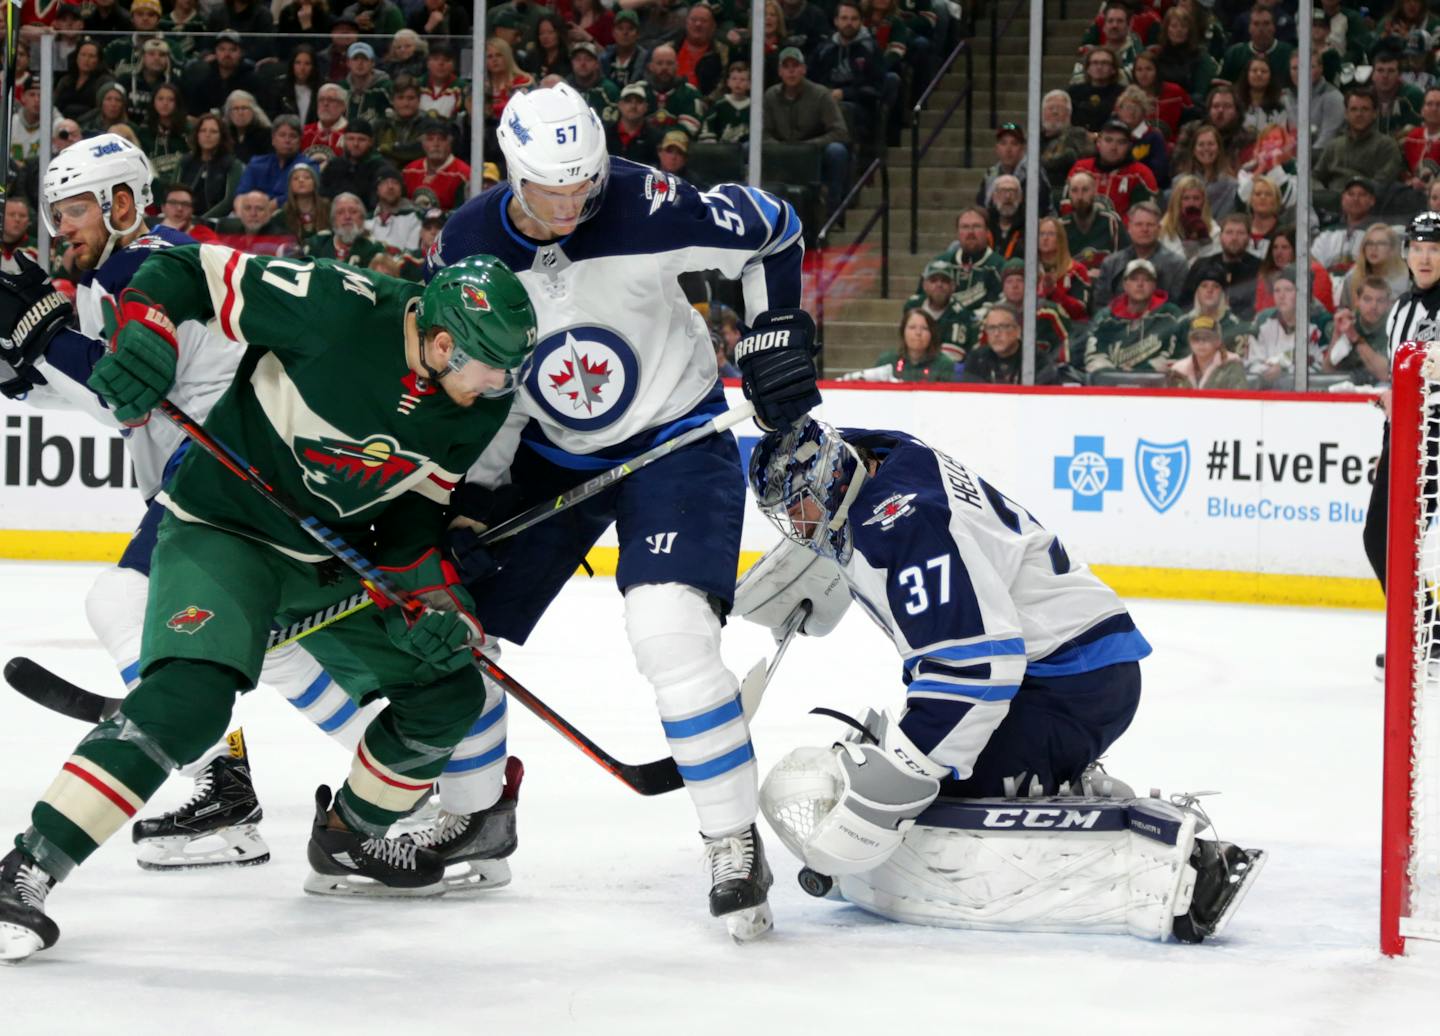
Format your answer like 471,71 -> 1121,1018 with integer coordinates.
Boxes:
0,245 -> 538,962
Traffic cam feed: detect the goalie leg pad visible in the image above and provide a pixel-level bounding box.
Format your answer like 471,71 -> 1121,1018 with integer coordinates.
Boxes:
626,583 -> 756,837
834,796 -> 1199,941
733,538 -> 851,638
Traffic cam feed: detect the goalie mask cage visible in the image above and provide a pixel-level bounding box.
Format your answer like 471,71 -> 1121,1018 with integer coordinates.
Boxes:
1383,341 -> 1440,956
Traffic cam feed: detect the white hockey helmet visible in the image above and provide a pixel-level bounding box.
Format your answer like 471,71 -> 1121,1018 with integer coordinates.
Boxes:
496,83 -> 609,229
41,132 -> 154,254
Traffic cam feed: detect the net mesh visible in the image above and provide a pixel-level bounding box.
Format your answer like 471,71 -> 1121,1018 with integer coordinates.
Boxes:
1402,349 -> 1440,939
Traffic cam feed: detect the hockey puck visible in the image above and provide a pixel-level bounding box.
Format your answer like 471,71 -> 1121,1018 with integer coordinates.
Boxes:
797,867 -> 833,898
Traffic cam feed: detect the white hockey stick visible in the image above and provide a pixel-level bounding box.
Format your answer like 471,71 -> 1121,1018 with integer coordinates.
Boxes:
740,603 -> 809,720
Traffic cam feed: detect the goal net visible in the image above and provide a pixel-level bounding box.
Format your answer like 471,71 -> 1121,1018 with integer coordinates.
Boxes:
1383,341 -> 1440,955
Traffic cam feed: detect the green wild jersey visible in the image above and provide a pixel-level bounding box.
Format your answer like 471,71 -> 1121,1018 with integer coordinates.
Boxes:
133,244 -> 515,563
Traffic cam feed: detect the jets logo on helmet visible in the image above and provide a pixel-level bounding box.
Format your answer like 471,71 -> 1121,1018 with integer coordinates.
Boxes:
507,110 -> 534,146
42,131 -> 155,267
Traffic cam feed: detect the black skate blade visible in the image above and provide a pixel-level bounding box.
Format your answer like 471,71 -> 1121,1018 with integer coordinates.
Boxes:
1208,848 -> 1266,938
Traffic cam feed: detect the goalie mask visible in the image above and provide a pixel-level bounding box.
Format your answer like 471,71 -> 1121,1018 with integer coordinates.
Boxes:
749,418 -> 867,564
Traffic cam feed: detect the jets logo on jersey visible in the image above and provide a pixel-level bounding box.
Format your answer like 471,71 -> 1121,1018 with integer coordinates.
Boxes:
862,492 -> 918,530
526,325 -> 640,431
461,285 -> 491,312
167,606 -> 215,635
294,434 -> 425,516
644,173 -> 681,215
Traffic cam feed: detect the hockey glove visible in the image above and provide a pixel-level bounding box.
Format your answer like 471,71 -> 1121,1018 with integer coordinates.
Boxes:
0,252 -> 74,397
89,291 -> 180,425
442,482 -> 526,585
371,549 -> 485,668
734,308 -> 821,431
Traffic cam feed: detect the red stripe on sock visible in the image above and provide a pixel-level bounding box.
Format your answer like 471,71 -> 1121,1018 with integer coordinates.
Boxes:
356,743 -> 432,791
62,762 -> 138,818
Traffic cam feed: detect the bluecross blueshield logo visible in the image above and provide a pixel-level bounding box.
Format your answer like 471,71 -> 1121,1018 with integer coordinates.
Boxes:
1053,436 -> 1123,512
1135,440 -> 1190,513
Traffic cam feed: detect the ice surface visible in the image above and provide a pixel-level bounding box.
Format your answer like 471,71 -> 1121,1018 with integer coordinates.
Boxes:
2,561 -> 1437,1034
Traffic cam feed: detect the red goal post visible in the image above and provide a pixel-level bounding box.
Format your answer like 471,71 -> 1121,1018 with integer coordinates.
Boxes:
1383,341 -> 1440,956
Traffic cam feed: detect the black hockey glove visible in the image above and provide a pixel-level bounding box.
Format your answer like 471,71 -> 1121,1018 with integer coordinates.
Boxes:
0,252 -> 74,397
734,308 -> 820,431
442,482 -> 526,586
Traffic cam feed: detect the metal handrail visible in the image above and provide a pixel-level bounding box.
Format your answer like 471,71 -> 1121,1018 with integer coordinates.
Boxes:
815,157 -> 889,375
910,39 -> 973,254
990,0 -> 1028,129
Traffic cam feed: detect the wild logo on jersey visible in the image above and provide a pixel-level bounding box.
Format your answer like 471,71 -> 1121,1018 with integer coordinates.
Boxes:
526,325 -> 640,431
294,433 -> 425,516
167,606 -> 214,635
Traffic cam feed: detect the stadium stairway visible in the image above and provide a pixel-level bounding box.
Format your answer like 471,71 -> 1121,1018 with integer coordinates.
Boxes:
816,6 -> 1094,375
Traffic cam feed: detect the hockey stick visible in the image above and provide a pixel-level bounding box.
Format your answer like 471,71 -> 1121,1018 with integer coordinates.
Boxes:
738,602 -> 808,720
153,399 -> 684,796
476,401 -> 757,546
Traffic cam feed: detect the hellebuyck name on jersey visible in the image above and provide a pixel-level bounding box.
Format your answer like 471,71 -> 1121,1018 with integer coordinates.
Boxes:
425,158 -> 803,459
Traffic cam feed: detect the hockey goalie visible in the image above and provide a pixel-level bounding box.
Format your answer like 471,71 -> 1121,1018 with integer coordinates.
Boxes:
738,418 -> 1265,943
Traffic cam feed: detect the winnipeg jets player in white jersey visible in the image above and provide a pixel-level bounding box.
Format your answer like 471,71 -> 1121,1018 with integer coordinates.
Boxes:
430,84 -> 813,939
739,419 -> 1264,943
0,136 -> 514,885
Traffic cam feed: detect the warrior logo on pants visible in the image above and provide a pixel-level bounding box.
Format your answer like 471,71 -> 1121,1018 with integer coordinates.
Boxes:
167,606 -> 215,635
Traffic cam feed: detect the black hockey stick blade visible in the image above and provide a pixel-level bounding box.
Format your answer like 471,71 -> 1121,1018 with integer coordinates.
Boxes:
5,657 -> 122,723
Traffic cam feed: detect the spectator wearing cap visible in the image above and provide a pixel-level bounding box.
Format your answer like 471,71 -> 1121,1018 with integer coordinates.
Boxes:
483,37 -> 535,122
641,43 -> 705,137
1401,85 -> 1440,186
1069,118 -> 1159,220
394,207 -> 447,281
489,10 -> 534,72
1325,274 -> 1394,385
764,46 -> 850,215
1067,46 -> 1125,133
54,39 -> 114,121
669,2 -> 728,97
903,260 -> 975,363
1112,85 -> 1170,190
306,192 -> 389,266
180,112 -> 245,221
979,122 -> 1053,214
376,75 -> 428,169
9,75 -> 44,165
1061,169 -> 1128,273
80,82 -> 131,137
607,81 -> 663,162
1311,175 -> 1382,274
236,114 -> 318,202
928,206 -> 1004,309
1164,316 -> 1247,390
277,2 -> 334,61
1182,213 -> 1263,319
186,30 -> 260,115
368,168 -> 422,253
302,83 -> 351,160
1220,4 -> 1292,82
321,119 -> 386,208
223,90 -> 272,164
280,164 -> 330,245
568,41 -> 621,120
700,60 -> 752,143
103,0 -> 171,80
986,174 -> 1026,259
403,119 -> 470,210
1083,258 -> 1185,375
408,0 -> 471,39
1401,27 -> 1435,91
340,0 -> 404,38
122,38 -> 177,129
989,259 -> 1072,362
206,0 -> 277,63
1314,87 -> 1404,213
482,163 -> 502,189
656,130 -> 691,177
320,17 -> 361,83
1371,45 -> 1425,136
85,0 -> 132,35
342,42 -> 394,125
603,10 -> 651,89
1039,90 -> 1094,188
1174,257 -> 1251,358
1248,265 -> 1332,387
962,301 -> 1060,385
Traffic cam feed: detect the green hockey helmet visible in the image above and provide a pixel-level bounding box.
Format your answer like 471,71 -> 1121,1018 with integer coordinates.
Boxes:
417,255 -> 537,394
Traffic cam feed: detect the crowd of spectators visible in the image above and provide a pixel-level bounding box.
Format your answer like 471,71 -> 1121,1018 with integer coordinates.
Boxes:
849,0 -> 1440,390
4,0 -> 962,294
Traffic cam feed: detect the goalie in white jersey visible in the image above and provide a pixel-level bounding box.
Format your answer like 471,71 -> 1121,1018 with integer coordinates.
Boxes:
740,420 -> 1265,943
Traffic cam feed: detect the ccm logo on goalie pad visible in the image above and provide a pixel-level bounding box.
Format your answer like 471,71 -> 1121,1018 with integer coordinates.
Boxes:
982,808 -> 1105,830
735,329 -> 791,359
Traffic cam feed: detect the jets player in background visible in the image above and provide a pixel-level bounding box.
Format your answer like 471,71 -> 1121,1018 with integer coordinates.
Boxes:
739,419 -> 1264,943
429,83 -> 816,941
1367,211 -> 1440,677
0,135 -> 514,881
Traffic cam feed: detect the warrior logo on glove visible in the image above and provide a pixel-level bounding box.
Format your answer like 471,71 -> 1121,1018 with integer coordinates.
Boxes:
734,308 -> 821,432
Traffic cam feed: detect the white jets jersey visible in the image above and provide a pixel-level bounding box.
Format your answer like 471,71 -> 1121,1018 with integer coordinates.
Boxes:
18,227 -> 246,499
427,159 -> 803,477
838,430 -> 1152,779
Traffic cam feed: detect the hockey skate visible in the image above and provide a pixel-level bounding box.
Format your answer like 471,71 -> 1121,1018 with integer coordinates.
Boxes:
303,786 -> 447,898
1171,839 -> 1267,944
703,823 -> 774,943
131,730 -> 270,870
401,757 -> 522,892
0,847 -> 60,963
